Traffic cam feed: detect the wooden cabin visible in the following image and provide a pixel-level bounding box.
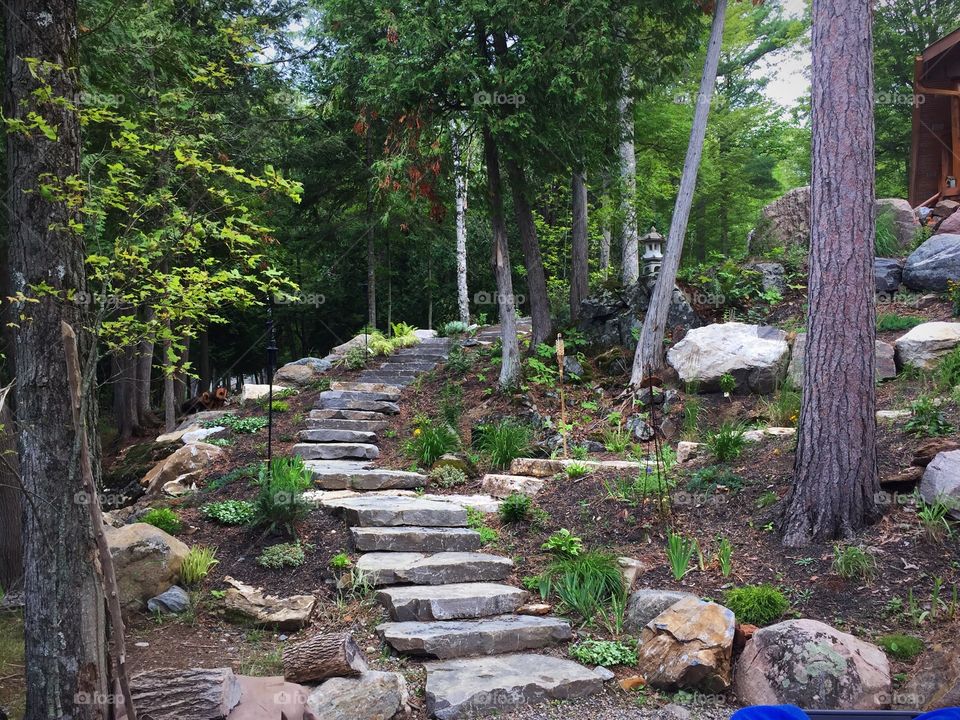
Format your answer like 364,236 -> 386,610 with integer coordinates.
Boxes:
910,27 -> 960,207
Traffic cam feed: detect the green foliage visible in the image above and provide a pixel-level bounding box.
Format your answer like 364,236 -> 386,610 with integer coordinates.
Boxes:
429,464 -> 468,488
141,508 -> 181,535
208,414 -> 269,434
390,322 -> 419,348
181,546 -> 219,586
876,634 -> 924,661
832,545 -> 877,581
916,496 -> 955,542
201,500 -> 255,526
905,396 -> 955,437
724,584 -> 789,626
875,210 -> 900,257
206,438 -> 234,448
543,551 -> 626,622
938,347 -> 960,390
477,420 -> 531,469
541,529 -> 584,558
444,345 -> 473,374
716,537 -> 733,577
876,314 -> 924,332
756,491 -> 779,509
685,466 -> 746,493
439,384 -> 464,427
569,639 -> 637,667
949,280 -> 960,317
666,529 -> 697,581
602,427 -> 630,453
404,421 -> 460,466
466,508 -> 499,546
705,422 -> 747,462
498,493 -> 532,523
565,462 -> 590,479
257,542 -> 306,569
718,373 -> 737,394
439,321 -> 469,337
337,346 -> 368,370
764,381 -> 801,427
252,457 -> 313,537
678,256 -> 765,310
329,552 -> 352,570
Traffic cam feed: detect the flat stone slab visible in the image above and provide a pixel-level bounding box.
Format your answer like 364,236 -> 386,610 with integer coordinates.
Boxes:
425,653 -> 602,719
357,552 -> 513,586
303,461 -> 426,490
508,457 -> 649,478
420,494 -> 501,514
298,428 -> 377,444
292,442 -> 379,461
378,615 -> 571,659
481,474 -> 546,498
329,381 -> 402,401
377,583 -> 528,622
334,496 -> 468,527
309,409 -> 388,421
318,397 -> 400,414
351,526 -> 481,553
305,418 -> 390,432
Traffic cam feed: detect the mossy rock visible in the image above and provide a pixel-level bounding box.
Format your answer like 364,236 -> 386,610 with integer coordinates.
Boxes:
104,440 -> 178,490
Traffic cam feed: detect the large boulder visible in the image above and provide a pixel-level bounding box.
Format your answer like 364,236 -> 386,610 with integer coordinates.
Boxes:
876,198 -> 921,250
304,670 -> 407,720
624,589 -> 698,634
667,322 -> 789,394
734,619 -> 891,709
275,357 -> 331,386
106,523 -> 189,610
788,334 -> 896,385
140,441 -> 224,495
748,186 -> 811,255
935,211 -> 960,236
903,234 -> 960,291
919,450 -> 960,519
897,643 -> 960,711
635,598 -> 735,692
894,322 -> 960,369
874,258 -> 904,295
579,279 -> 700,350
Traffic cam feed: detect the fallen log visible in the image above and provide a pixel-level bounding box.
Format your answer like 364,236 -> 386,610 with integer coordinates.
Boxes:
282,632 -> 368,683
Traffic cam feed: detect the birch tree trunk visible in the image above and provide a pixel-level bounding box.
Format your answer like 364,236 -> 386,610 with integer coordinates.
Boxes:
5,1 -> 109,714
618,67 -> 639,287
570,170 -> 590,322
452,120 -> 471,325
783,0 -> 879,546
631,0 -> 727,386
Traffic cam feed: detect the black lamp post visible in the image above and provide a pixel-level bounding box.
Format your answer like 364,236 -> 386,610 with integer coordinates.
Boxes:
266,293 -> 278,467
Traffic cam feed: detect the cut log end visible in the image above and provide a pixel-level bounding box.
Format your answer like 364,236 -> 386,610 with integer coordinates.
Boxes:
282,632 -> 369,684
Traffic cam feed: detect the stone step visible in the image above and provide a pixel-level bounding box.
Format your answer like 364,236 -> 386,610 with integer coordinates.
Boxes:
355,375 -> 411,387
297,428 -> 377,444
293,443 -> 379,461
318,397 -> 400,414
375,363 -> 437,373
508,457 -> 650,478
304,418 -> 389,432
356,552 -> 513,586
377,615 -> 572,659
304,461 -> 426,491
480,474 -> 546,498
309,409 -> 389,422
381,353 -> 446,363
376,583 -> 528,622
425,653 -> 602,720
350,526 -> 481,553
333,496 -> 468,527
328,381 -> 401,401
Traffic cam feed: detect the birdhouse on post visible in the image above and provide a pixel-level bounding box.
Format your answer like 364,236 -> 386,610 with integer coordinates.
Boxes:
641,227 -> 664,280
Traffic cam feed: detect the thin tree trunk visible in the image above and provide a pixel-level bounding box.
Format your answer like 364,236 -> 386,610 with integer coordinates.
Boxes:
112,348 -> 139,441
174,335 -> 190,405
452,120 -> 471,325
599,179 -> 612,276
0,385 -> 22,592
783,0 -> 879,547
198,328 -> 211,394
5,1 -> 109,714
136,306 -> 155,427
163,327 -> 176,432
570,170 -> 590,322
618,67 -> 639,287
631,0 -> 727,386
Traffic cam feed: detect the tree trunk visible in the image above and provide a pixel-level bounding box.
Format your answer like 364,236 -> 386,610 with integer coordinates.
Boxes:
618,67 -> 639,287
452,120 -> 471,325
174,335 -> 190,405
631,0 -> 727,386
136,306 -> 155,427
282,633 -> 369,683
505,158 -> 553,345
112,347 -> 140,441
783,0 -> 879,547
163,328 -> 176,433
570,171 -> 590,322
198,328 -> 211,394
482,125 -> 521,388
131,668 -> 241,719
0,385 -> 22,592
5,0 -> 109,715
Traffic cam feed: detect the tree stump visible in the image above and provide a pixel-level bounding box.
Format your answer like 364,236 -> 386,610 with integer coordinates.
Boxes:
129,667 -> 241,719
282,632 -> 369,683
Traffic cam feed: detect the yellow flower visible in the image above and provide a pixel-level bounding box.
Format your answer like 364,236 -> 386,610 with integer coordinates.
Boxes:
413,428 -> 422,437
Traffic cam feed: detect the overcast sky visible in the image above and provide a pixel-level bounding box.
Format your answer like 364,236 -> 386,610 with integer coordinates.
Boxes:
757,0 -> 810,108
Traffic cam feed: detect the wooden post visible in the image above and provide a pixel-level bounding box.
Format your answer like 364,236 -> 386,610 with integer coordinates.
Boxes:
62,322 -> 138,720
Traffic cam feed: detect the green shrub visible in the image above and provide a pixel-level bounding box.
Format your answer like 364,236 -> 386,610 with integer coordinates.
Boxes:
391,322 -> 420,348
444,345 -> 473,373
876,633 -> 924,661
477,420 -> 531,468
252,457 -> 313,537
602,428 -> 630,453
938,347 -> 960,390
569,639 -> 637,667
832,544 -> 877,581
206,463 -> 261,492
541,529 -> 583,557
543,551 -> 626,622
181,546 -> 218,586
430,464 -> 468,488
498,493 -> 532,523
764,380 -> 801,427
201,499 -> 255,526
141,508 -> 181,534
337,346 -> 368,370
206,437 -> 233,448
718,372 -> 737,394
329,552 -> 351,570
905,396 -> 955,437
404,421 -> 460,466
439,384 -> 464,427
877,314 -> 924,332
716,537 -> 733,577
705,422 -> 747,462
685,466 -> 746,493
439,320 -> 469,337
210,414 -> 269,434
257,542 -> 306,569
916,495 -> 954,542
565,462 -> 590,479
723,584 -> 789,625
875,209 -> 900,257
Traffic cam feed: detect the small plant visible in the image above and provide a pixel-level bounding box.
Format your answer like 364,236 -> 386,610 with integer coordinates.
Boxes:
141,508 -> 182,535
723,584 -> 789,626
947,279 -> 960,316
905,395 -> 955,437
544,550 -> 626,622
875,209 -> 900,257
916,495 -> 954,542
542,529 -> 584,557
499,493 -> 532,523
565,461 -> 591,479
477,420 -> 531,468
329,552 -> 351,570
602,427 -> 630,453
718,373 -> 737,395
764,380 -> 801,427
665,529 -> 697,581
938,347 -> 960,390
705,422 -> 747,462
466,507 -> 499,545
430,464 -> 468,488
876,634 -> 924,661
876,313 -> 924,332
444,345 -> 473,374
206,437 -> 233,448
267,400 -> 289,413
181,546 -> 219,586
716,537 -> 733,577
570,445 -> 589,460
337,345 -> 368,370
685,465 -> 746,493
439,320 -> 469,337
252,457 -> 313,537
756,490 -> 779,509
477,526 -> 499,545
569,639 -> 637,667
404,421 -> 460,466
210,414 -> 269,434
832,544 -> 877,581
439,384 -> 464,427
257,542 -> 306,569
201,499 -> 256,526
205,463 -> 261,492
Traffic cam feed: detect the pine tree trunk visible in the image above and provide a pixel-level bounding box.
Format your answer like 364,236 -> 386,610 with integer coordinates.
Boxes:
113,347 -> 140,441
282,633 -> 368,683
570,171 -> 590,322
4,1 -> 109,715
618,67 -> 639,287
783,0 -> 879,547
0,385 -> 22,592
452,120 -> 471,325
136,306 -> 155,427
631,0 -> 727,386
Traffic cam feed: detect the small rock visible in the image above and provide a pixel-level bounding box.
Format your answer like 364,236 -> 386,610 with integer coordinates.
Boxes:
627,415 -> 654,442
676,441 -> 706,465
617,557 -> 647,592
746,262 -> 787,295
147,585 -> 191,614
139,441 -> 224,494
895,322 -> 960,369
912,439 -> 960,467
874,257 -> 904,294
903,233 -> 960,291
563,355 -> 584,378
278,634 -> 288,641
432,454 -> 470,474
135,642 -> 150,648
223,576 -> 316,630
240,383 -> 289,403
624,589 -> 698,634
618,675 -> 647,691
593,666 -> 616,682
877,409 -> 911,420
517,603 -> 552,616
661,704 -> 693,720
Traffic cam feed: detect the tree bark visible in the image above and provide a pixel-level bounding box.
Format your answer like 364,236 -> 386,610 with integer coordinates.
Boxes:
631,0 -> 727,386
452,120 -> 471,325
618,67 -> 639,287
136,306 -> 155,427
198,327 -> 211,394
131,668 -> 241,719
783,0 -> 879,547
5,1 -> 109,715
112,347 -> 140,441
282,633 -> 369,683
0,385 -> 22,592
570,171 -> 590,322
163,327 -> 176,433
